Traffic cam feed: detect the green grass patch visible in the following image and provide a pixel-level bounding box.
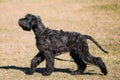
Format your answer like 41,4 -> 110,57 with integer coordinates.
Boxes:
92,4 -> 120,11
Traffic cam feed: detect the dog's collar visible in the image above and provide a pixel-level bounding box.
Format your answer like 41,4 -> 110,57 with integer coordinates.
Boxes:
35,28 -> 48,39
39,28 -> 48,35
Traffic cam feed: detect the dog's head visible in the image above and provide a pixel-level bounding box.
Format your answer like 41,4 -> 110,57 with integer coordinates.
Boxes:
19,14 -> 41,31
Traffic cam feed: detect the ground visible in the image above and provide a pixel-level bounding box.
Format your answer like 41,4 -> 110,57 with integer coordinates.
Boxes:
0,0 -> 120,80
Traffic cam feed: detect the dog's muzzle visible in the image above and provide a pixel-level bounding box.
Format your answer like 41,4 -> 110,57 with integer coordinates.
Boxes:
19,19 -> 31,31
18,19 -> 23,27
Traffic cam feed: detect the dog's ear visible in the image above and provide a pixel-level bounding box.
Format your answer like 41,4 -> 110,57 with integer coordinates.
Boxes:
30,16 -> 42,27
36,16 -> 42,23
25,13 -> 32,18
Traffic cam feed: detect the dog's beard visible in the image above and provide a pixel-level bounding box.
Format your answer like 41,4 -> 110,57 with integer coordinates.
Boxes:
19,20 -> 31,31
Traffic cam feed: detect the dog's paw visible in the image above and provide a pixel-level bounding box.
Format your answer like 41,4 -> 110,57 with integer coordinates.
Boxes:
42,71 -> 52,76
70,70 -> 83,75
101,68 -> 108,75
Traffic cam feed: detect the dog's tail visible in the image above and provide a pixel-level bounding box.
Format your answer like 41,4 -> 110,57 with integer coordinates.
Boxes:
84,35 -> 108,53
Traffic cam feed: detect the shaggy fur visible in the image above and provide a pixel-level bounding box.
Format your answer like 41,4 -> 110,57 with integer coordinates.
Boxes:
18,14 -> 108,76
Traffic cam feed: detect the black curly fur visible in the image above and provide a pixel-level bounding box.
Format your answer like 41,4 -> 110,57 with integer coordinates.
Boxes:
18,14 -> 108,76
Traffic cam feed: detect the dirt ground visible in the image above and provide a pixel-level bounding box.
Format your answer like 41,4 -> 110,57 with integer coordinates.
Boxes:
0,0 -> 120,80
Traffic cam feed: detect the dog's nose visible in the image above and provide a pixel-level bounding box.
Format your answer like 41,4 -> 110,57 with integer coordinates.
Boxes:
18,19 -> 21,24
18,19 -> 23,26
19,18 -> 22,22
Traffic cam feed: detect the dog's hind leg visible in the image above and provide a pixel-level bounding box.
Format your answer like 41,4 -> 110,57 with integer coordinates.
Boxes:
70,49 -> 87,75
83,54 -> 108,75
30,51 -> 45,74
81,43 -> 108,75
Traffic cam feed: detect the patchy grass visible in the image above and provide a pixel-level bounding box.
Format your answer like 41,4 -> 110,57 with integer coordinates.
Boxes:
0,0 -> 120,80
91,4 -> 120,12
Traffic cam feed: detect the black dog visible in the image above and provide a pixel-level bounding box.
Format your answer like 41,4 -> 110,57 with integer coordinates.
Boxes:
19,14 -> 108,76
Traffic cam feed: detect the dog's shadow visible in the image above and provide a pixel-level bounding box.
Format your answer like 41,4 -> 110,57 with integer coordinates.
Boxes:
0,65 -> 70,75
0,66 -> 102,75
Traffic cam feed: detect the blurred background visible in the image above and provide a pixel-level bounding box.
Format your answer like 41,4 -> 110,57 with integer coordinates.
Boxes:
0,0 -> 120,80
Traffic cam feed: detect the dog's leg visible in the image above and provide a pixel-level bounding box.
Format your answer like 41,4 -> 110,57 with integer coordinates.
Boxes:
70,49 -> 87,75
42,50 -> 55,76
83,54 -> 108,75
93,57 -> 108,75
30,51 -> 45,74
81,45 -> 108,75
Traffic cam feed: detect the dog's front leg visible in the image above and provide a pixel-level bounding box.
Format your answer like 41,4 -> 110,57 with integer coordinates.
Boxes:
42,50 -> 55,76
30,51 -> 45,75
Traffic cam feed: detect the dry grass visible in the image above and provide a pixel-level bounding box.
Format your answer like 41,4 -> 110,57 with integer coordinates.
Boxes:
0,0 -> 120,80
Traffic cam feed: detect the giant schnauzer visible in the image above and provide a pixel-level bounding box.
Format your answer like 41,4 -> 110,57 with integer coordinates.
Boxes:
18,14 -> 108,76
